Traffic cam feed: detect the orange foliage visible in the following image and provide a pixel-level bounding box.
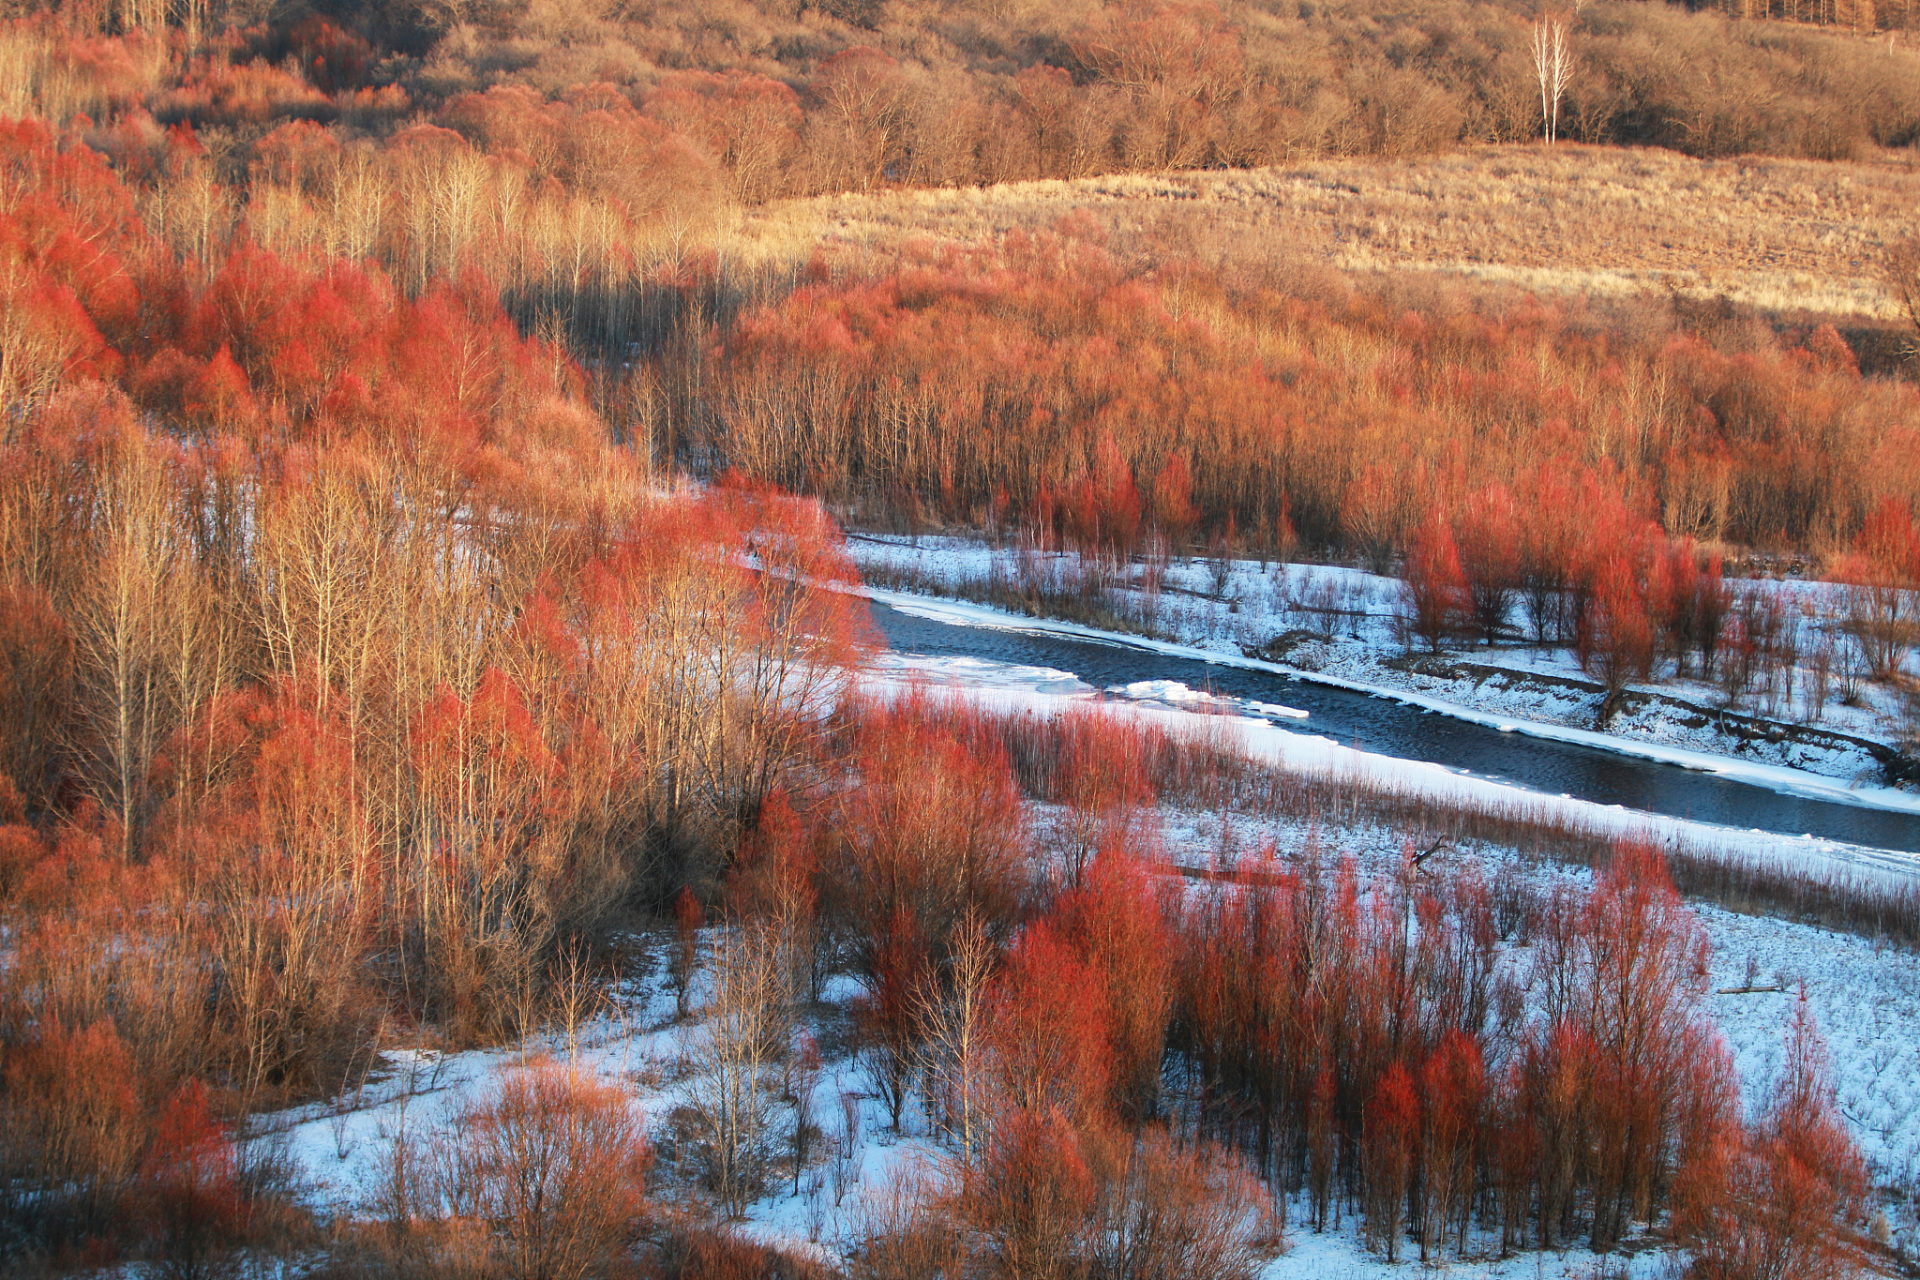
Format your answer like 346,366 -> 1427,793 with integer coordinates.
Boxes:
1399,507 -> 1470,652
1051,848 -> 1174,1123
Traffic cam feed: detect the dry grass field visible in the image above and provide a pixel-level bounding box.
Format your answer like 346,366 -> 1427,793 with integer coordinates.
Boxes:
736,143 -> 1920,323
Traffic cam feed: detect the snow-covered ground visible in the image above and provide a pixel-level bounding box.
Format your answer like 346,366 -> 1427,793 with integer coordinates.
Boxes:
257,906 -> 1920,1271
850,534 -> 1920,807
254,646 -> 1920,1273
255,845 -> 1920,1275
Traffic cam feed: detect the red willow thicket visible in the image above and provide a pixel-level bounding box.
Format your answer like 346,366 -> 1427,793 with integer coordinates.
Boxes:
708,695 -> 1870,1267
698,233 -> 1920,567
1676,992 -> 1873,1280
787,697 -> 1283,1273
702,231 -> 1919,725
1399,481 -> 1920,723
1397,480 -> 1752,714
0,107 -> 873,1258
1163,838 -> 1867,1262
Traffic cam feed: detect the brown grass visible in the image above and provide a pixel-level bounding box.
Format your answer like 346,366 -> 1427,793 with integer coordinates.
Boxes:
738,143 -> 1920,323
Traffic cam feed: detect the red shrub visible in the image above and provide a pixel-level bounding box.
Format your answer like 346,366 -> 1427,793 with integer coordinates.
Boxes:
1679,996 -> 1869,1280
964,1106 -> 1097,1279
1577,550 -> 1656,723
140,1079 -> 246,1278
1,1019 -> 148,1235
1052,848 -> 1174,1122
1416,1029 -> 1483,1260
1398,507 -> 1468,652
985,922 -> 1113,1129
1361,1062 -> 1418,1261
437,1059 -> 651,1280
1454,484 -> 1522,645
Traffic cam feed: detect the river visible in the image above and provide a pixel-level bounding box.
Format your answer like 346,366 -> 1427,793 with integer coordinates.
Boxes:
870,600 -> 1920,856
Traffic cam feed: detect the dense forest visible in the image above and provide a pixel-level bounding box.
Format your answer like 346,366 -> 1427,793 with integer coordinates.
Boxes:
0,0 -> 1910,1275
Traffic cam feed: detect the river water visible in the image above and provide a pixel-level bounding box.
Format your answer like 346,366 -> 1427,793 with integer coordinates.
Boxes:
871,601 -> 1920,855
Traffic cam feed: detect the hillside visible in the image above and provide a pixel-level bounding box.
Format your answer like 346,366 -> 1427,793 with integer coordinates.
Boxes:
743,143 -> 1920,326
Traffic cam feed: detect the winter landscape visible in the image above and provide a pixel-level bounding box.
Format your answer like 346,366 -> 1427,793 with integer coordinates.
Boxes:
4,0 -> 1920,1278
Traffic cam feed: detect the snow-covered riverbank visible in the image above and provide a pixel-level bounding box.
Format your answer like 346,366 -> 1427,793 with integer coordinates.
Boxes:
850,534 -> 1920,814
860,641 -> 1920,890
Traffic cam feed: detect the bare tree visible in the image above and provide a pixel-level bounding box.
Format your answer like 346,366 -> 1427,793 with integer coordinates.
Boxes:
686,918 -> 792,1217
428,1060 -> 651,1280
913,910 -> 997,1169
67,419 -> 178,861
1532,14 -> 1573,145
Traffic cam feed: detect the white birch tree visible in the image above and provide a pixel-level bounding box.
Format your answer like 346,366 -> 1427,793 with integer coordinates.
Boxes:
1532,14 -> 1573,145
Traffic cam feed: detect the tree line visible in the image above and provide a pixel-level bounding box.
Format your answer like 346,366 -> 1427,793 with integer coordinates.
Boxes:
7,0 -> 1920,214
